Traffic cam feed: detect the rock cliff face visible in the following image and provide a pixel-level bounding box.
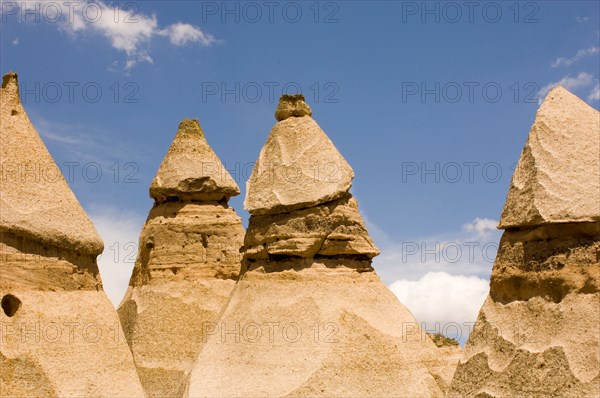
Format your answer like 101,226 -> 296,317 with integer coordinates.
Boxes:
117,119 -> 244,397
186,95 -> 451,397
448,86 -> 600,397
0,72 -> 145,397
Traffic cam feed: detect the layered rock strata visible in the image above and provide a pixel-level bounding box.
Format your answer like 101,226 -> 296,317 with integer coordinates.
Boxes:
117,118 -> 244,397
186,95 -> 451,397
0,72 -> 145,397
448,86 -> 600,397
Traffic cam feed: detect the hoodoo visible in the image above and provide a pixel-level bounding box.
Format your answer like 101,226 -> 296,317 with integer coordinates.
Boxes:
448,86 -> 600,396
186,94 -> 452,397
0,72 -> 145,397
117,118 -> 245,397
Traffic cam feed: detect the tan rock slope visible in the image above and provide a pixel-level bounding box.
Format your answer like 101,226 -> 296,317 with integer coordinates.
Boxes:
449,86 -> 600,397
0,72 -> 145,397
499,85 -> 600,228
429,333 -> 463,385
117,119 -> 244,397
186,95 -> 452,397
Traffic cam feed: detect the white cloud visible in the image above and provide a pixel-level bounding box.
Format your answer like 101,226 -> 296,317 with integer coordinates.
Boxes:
69,3 -> 158,54
537,72 -> 595,102
12,37 -> 19,46
370,217 -> 501,284
576,16 -> 589,23
367,216 -> 500,344
158,23 -> 217,46
462,217 -> 497,239
389,272 -> 489,345
588,84 -> 600,101
11,1 -> 217,70
89,206 -> 145,307
551,47 -> 599,68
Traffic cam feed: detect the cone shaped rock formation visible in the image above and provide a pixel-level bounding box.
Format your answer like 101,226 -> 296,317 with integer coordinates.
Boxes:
6,74 -> 597,397
150,119 -> 240,202
117,119 -> 245,397
186,95 -> 455,397
0,72 -> 145,397
0,72 -> 103,256
244,95 -> 354,216
499,85 -> 600,228
448,86 -> 600,397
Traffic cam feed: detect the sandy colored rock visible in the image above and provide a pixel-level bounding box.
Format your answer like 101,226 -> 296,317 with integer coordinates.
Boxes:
149,118 -> 240,202
186,96 -> 452,397
244,96 -> 354,215
428,334 -> 463,389
449,87 -> 600,397
448,225 -> 600,397
0,72 -> 103,256
186,260 -> 453,397
0,72 -> 144,397
0,289 -> 147,398
499,85 -> 600,228
118,119 -> 244,398
244,193 -> 379,259
274,93 -> 313,121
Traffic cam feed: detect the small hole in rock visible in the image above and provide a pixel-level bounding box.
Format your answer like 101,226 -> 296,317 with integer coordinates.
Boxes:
2,294 -> 21,317
11,110 -> 18,116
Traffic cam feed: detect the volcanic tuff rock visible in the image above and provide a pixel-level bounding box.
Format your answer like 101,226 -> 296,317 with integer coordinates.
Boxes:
244,95 -> 354,215
499,85 -> 600,228
0,72 -> 102,256
243,194 -> 379,260
429,334 -> 463,388
118,119 -> 244,398
274,93 -> 313,121
0,72 -> 145,397
149,119 -> 240,202
448,86 -> 600,397
186,95 -> 453,397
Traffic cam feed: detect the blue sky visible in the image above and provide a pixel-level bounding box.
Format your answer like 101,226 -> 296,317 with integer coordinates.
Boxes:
2,1 -> 599,343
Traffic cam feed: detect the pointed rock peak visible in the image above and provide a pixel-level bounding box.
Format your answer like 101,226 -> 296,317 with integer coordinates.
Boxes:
499,85 -> 600,229
176,117 -> 202,137
2,71 -> 19,97
0,72 -> 103,256
540,84 -> 593,114
245,98 -> 354,215
150,118 -> 240,202
275,94 -> 312,121
1,72 -> 21,113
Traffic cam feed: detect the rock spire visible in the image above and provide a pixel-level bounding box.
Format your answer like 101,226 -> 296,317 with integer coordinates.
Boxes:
448,86 -> 600,397
117,118 -> 245,397
186,95 -> 453,397
0,72 -> 144,397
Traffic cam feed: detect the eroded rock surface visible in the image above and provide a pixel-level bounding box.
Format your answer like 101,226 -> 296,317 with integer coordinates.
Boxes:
118,119 -> 244,398
244,193 -> 379,260
244,95 -> 354,215
186,96 -> 451,397
0,72 -> 145,397
449,86 -> 600,397
0,72 -> 103,256
499,85 -> 600,228
274,93 -> 313,121
149,118 -> 240,202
